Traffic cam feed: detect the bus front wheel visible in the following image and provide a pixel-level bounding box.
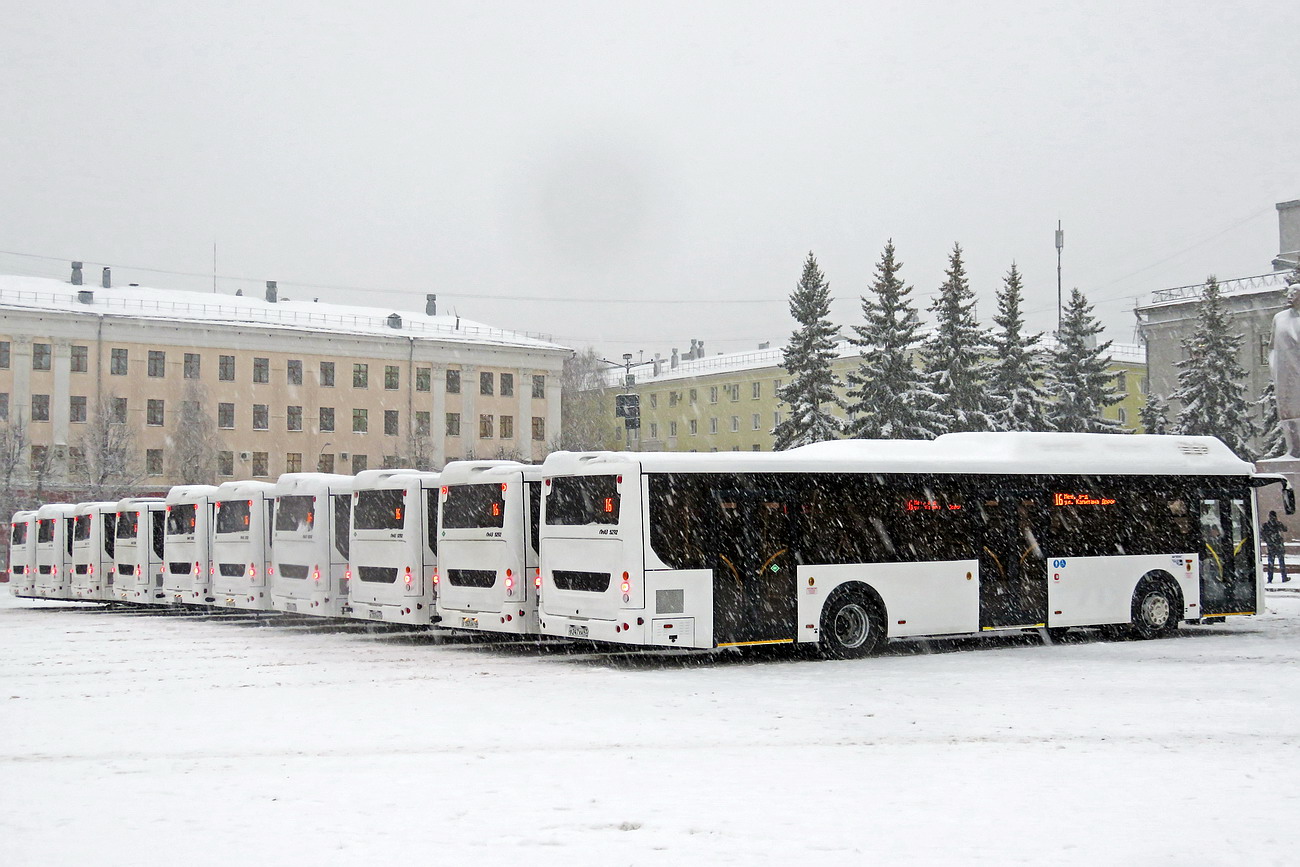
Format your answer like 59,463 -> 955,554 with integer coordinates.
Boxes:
1130,579 -> 1180,640
818,589 -> 885,659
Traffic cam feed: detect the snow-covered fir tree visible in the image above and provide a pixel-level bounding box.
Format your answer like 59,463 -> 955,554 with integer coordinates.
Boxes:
1045,288 -> 1123,432
921,243 -> 994,433
987,263 -> 1050,432
1257,381 -> 1284,459
1170,276 -> 1256,457
1139,393 -> 1172,435
843,240 -> 943,439
773,252 -> 845,450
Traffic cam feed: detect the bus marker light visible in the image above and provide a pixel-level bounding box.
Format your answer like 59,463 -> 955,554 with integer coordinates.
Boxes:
615,625 -> 620,633
1054,610 -> 1062,615
621,581 -> 630,593
345,569 -> 351,580
623,594 -> 630,603
636,618 -> 643,626
966,572 -> 973,580
534,575 -> 542,588
623,622 -> 630,631
506,614 -> 512,621
898,620 -> 906,625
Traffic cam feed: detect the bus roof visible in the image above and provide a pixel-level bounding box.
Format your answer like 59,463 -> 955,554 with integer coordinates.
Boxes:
35,503 -> 79,518
164,485 -> 220,505
114,497 -> 165,511
274,472 -> 357,496
352,469 -> 439,490
11,510 -> 36,522
214,480 -> 278,500
73,501 -> 120,515
439,460 -> 544,486
542,433 -> 1254,478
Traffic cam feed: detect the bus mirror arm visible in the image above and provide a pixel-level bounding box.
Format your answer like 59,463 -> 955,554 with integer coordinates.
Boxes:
1251,474 -> 1296,515
1286,486 -> 1296,516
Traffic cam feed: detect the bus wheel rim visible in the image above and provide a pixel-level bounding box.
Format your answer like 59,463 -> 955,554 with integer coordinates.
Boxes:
1141,593 -> 1170,627
834,602 -> 870,648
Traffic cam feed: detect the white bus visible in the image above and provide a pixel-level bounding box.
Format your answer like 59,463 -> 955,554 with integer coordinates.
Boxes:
211,480 -> 278,611
347,469 -> 440,624
435,460 -> 544,635
164,484 -> 218,605
33,503 -> 78,599
113,497 -> 167,604
269,472 -> 355,618
70,501 -> 118,602
537,433 -> 1279,657
8,509 -> 37,597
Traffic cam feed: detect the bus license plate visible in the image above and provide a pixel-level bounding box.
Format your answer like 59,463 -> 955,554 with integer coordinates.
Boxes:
284,602 -> 297,613
461,617 -> 479,629
368,609 -> 382,620
568,624 -> 589,638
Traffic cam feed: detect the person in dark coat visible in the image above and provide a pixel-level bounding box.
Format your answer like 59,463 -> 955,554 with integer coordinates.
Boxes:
1262,511 -> 1289,583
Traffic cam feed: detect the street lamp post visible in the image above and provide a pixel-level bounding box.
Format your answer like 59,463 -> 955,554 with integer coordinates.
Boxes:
1056,220 -> 1064,335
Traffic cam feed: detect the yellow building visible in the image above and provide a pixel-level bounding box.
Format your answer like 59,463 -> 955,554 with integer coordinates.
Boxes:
606,340 -> 1147,452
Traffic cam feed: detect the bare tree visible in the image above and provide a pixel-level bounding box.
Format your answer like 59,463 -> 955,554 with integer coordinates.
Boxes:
0,412 -> 36,567
552,348 -> 618,452
168,381 -> 222,484
71,394 -> 142,500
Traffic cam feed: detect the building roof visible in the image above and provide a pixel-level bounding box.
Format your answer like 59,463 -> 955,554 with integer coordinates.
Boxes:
0,274 -> 570,354
1136,271 -> 1292,311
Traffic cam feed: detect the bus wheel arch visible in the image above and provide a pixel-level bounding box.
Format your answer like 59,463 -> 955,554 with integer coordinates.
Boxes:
818,582 -> 887,659
1130,570 -> 1182,639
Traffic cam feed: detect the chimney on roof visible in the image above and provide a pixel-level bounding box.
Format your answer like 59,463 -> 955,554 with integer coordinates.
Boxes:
653,352 -> 662,376
698,340 -> 705,357
1277,200 -> 1300,271
387,313 -> 403,329
265,281 -> 278,303
101,267 -> 111,289
758,341 -> 770,349
77,289 -> 94,305
426,294 -> 437,316
671,348 -> 679,369
70,262 -> 83,286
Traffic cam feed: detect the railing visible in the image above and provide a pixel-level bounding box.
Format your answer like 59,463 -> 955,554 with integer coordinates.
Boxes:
1147,272 -> 1289,305
0,285 -> 557,346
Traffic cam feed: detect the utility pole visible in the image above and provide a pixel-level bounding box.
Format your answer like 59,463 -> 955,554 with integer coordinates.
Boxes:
1055,220 -> 1064,334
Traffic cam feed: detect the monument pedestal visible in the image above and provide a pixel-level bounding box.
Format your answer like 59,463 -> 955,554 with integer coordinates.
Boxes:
1255,456 -> 1300,546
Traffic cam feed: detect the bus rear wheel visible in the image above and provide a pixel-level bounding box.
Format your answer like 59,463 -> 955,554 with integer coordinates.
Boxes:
819,590 -> 884,659
1130,580 -> 1180,640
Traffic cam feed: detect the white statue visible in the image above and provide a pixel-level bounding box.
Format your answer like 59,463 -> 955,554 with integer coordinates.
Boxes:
1270,273 -> 1300,456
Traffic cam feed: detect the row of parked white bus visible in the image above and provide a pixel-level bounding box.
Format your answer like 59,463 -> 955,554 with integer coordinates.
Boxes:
6,434 -> 1287,658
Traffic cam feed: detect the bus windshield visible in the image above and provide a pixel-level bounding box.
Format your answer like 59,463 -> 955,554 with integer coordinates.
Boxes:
38,519 -> 55,543
276,496 -> 315,532
12,522 -> 28,545
74,514 -> 93,541
116,512 -> 139,539
442,485 -> 505,529
216,501 -> 251,534
355,489 -> 406,530
167,504 -> 197,536
546,475 -> 620,526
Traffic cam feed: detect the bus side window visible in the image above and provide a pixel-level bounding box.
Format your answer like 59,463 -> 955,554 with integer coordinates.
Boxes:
528,482 -> 541,555
152,512 -> 165,560
333,495 -> 351,561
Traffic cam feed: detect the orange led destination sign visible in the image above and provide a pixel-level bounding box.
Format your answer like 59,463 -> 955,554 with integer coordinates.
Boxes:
1053,492 -> 1116,507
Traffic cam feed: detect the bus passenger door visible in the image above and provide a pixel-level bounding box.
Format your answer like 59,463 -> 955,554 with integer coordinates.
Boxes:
712,490 -> 797,645
1199,495 -> 1257,616
976,493 -> 1049,629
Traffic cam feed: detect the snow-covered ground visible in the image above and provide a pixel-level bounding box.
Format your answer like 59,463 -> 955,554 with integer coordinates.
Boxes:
2,592 -> 1299,865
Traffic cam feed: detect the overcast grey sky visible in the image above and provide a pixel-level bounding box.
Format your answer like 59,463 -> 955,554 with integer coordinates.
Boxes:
2,1 -> 1297,360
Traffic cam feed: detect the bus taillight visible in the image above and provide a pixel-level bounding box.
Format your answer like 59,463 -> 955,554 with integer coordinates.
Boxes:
313,566 -> 320,581
249,563 -> 257,578
404,566 -> 412,587
534,568 -> 542,589
621,571 -> 630,594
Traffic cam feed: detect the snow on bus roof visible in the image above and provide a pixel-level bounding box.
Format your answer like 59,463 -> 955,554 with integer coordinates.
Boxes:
164,484 -> 220,504
541,433 -> 1253,477
274,473 -> 357,493
0,274 -> 568,353
351,468 -> 439,489
439,460 -> 543,486
214,480 -> 278,499
113,497 -> 165,509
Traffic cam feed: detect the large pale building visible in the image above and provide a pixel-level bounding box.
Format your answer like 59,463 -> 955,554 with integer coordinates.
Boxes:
0,271 -> 570,495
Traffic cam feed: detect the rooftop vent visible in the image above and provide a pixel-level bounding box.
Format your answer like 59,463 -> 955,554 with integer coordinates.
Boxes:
426,294 -> 437,316
387,313 -> 403,329
101,267 -> 111,289
265,281 -> 277,303
71,262 -> 83,286
77,289 -> 94,305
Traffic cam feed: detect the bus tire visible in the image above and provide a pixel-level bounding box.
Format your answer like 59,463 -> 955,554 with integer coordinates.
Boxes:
1130,576 -> 1180,640
818,587 -> 885,660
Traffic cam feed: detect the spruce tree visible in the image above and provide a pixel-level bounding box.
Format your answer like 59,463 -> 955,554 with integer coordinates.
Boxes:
1171,276 -> 1256,457
843,241 -> 943,439
774,251 -> 845,450
987,263 -> 1050,432
1045,288 -> 1123,432
921,243 -> 994,433
1257,381 -> 1284,459
1139,393 -> 1172,435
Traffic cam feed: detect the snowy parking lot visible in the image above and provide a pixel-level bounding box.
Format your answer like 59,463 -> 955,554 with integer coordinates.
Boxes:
2,592 -> 1299,866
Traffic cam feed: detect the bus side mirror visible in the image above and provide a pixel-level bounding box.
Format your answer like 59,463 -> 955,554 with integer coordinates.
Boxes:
1285,487 -> 1296,516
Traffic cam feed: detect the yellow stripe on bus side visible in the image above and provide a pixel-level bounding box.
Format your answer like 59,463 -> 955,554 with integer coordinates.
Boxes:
1214,611 -> 1256,617
716,639 -> 796,647
981,623 -> 1046,631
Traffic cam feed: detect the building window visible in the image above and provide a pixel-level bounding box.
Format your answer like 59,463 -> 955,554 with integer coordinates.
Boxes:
351,454 -> 368,472
384,409 -> 399,436
1115,372 -> 1127,392
252,357 -> 269,383
446,413 -> 461,437
218,402 -> 235,429
70,396 -> 87,423
286,453 -> 303,473
649,393 -> 658,409
252,452 -> 269,477
0,392 -> 7,421
146,449 -> 163,476
1118,408 -> 1129,425
253,404 -> 269,430
731,416 -> 740,432
416,367 -> 431,392
31,445 -> 48,471
501,373 -> 514,397
479,414 -> 494,438
669,421 -> 678,437
446,369 -> 461,394
317,454 -> 334,473
320,361 -> 335,387
709,418 -> 717,434
1260,334 -> 1272,366
31,394 -> 50,421
184,353 -> 201,379
384,365 -> 399,390
752,413 -> 761,430
111,348 -> 128,375
218,355 -> 235,381
773,411 -> 781,427
287,405 -> 303,431
71,345 -> 88,373
709,386 -> 718,403
532,416 -> 545,441
353,364 -> 368,388
352,408 -> 368,433
218,451 -> 234,476
500,415 -> 514,439
286,359 -> 302,385
32,343 -> 51,371
689,388 -> 697,404
148,350 -> 166,377
649,422 -> 659,439
0,341 -> 9,368
415,411 -> 431,436
532,375 -> 545,399
67,447 -> 86,474
691,419 -> 699,435
669,392 -> 679,408
319,407 -> 335,433
752,382 -> 761,399
731,384 -> 741,401
147,399 -> 164,426
112,397 -> 128,424
480,372 -> 494,396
